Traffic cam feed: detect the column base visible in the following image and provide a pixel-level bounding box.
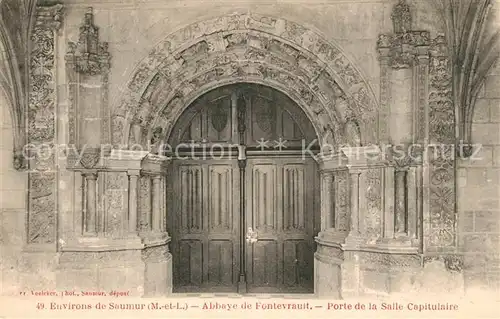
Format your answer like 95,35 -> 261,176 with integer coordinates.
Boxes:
237,275 -> 247,294
140,231 -> 170,246
342,233 -> 365,249
316,229 -> 348,246
375,236 -> 418,253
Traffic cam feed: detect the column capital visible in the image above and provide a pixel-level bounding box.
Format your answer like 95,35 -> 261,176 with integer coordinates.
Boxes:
152,175 -> 162,181
127,170 -> 140,177
82,170 -> 98,179
320,170 -> 334,180
316,152 -> 347,171
340,145 -> 385,169
385,145 -> 424,169
390,51 -> 416,70
416,53 -> 430,65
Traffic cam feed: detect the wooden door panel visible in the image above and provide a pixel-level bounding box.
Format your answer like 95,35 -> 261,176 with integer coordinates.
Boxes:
170,160 -> 240,292
208,165 -> 233,232
251,241 -> 278,287
283,240 -> 313,287
252,164 -> 277,233
246,157 -> 318,293
178,240 -> 203,286
179,167 -> 202,233
207,240 -> 234,285
283,165 -> 306,232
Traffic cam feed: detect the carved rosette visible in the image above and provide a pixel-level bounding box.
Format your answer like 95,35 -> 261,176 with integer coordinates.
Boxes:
26,4 -> 63,246
427,35 -> 456,249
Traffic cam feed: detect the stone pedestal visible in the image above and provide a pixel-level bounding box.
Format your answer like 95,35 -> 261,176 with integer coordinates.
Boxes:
58,150 -> 172,296
314,232 -> 344,299
56,242 -> 172,296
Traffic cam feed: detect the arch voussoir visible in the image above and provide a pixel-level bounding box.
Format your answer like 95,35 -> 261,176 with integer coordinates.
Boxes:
113,13 -> 379,149
144,63 -> 339,148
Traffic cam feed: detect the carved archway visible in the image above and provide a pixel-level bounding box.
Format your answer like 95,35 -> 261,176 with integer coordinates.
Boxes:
111,13 -> 379,149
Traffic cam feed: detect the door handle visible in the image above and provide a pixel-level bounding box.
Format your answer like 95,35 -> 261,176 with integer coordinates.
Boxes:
246,227 -> 258,243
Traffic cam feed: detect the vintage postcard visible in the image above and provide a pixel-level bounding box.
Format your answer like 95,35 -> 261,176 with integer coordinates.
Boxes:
0,0 -> 499,318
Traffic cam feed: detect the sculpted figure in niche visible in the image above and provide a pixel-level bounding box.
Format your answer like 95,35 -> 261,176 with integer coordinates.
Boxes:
344,117 -> 361,147
131,99 -> 153,145
130,121 -> 142,145
150,127 -> 163,154
334,95 -> 349,120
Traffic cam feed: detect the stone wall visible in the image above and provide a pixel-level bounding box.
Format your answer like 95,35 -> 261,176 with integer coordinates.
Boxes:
458,60 -> 500,295
0,87 -> 58,295
0,86 -> 26,295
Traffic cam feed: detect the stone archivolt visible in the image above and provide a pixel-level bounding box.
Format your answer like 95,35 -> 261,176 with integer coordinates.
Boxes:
112,13 -> 379,149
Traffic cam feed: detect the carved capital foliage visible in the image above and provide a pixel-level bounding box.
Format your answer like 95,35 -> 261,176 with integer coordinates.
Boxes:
378,0 -> 430,70
386,145 -> 424,169
66,7 -> 110,76
377,31 -> 431,70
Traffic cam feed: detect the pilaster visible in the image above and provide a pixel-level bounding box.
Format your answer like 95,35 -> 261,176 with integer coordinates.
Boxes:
25,4 -> 64,252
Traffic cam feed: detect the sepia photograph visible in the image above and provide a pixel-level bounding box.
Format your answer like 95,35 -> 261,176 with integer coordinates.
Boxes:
0,0 -> 499,317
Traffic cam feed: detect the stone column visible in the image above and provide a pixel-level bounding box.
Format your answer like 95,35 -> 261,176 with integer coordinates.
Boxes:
344,168 -> 363,248
128,171 -> 139,234
152,175 -> 162,232
320,171 -> 335,231
407,166 -> 418,240
382,166 -> 395,239
349,171 -> 361,235
83,172 -> 98,235
394,168 -> 408,236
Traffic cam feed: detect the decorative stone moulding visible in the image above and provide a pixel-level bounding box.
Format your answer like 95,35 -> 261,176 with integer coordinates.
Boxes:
341,145 -> 384,169
111,13 -> 380,151
25,4 -> 64,249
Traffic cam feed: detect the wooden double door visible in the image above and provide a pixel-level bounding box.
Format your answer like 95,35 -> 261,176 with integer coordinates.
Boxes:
168,155 -> 319,293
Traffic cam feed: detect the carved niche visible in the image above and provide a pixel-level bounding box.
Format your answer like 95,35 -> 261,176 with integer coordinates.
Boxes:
391,0 -> 412,33
66,7 -> 110,76
65,7 -> 111,149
